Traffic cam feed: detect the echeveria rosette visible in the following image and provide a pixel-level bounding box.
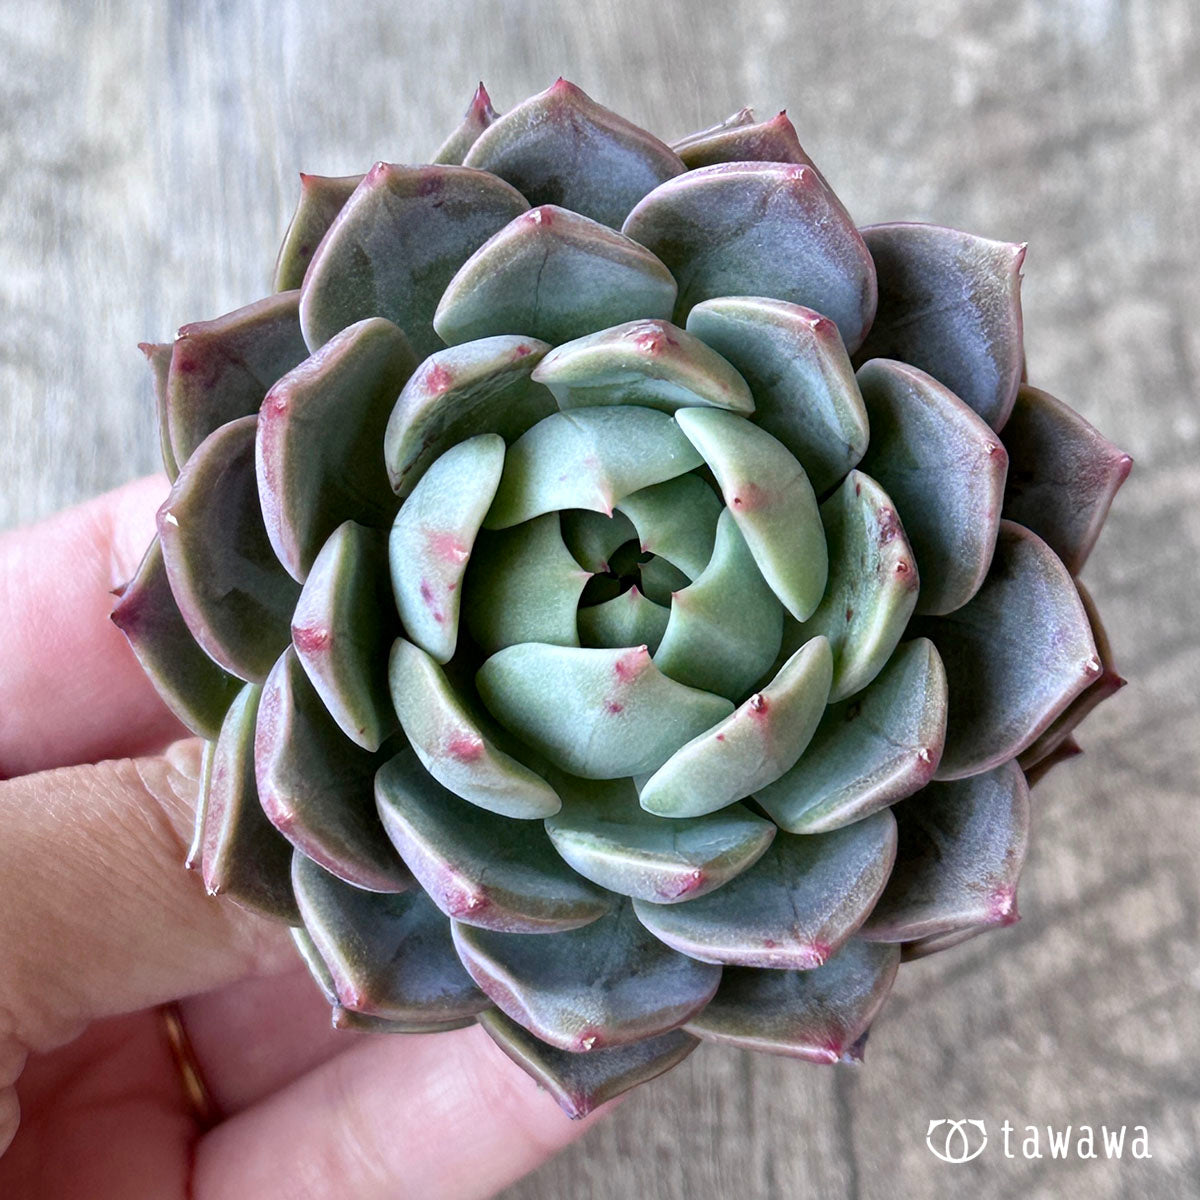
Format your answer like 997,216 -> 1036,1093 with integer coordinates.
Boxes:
112,79 -> 1131,1118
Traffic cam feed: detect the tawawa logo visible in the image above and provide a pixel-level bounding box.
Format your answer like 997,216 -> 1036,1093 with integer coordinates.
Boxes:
925,1118 -> 1153,1163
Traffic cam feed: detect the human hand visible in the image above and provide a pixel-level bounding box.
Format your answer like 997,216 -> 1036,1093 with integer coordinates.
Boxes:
0,477 -> 606,1199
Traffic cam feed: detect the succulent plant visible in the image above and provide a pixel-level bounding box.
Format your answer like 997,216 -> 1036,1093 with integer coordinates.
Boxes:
113,79 -> 1131,1119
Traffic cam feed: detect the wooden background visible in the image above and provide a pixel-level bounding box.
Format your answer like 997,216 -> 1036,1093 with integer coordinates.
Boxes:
2,1 -> 1197,1196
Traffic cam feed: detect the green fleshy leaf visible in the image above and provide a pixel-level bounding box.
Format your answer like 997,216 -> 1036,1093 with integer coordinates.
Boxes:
917,521 -> 1102,779
165,291 -> 310,469
433,206 -> 677,347
138,341 -> 179,480
111,536 -> 241,738
292,852 -> 488,1022
685,297 -> 869,495
462,78 -> 685,229
376,750 -> 610,932
855,223 -> 1025,430
856,359 -> 1008,616
433,82 -> 499,165
290,926 -> 475,1033
531,319 -> 754,415
653,508 -> 784,700
388,638 -> 561,817
860,760 -> 1030,942
452,900 -> 720,1051
390,434 -> 505,663
477,1008 -> 698,1120
757,638 -> 947,834
674,108 -> 814,169
273,173 -> 363,292
676,407 -> 827,621
158,415 -> 299,682
577,586 -> 670,653
257,317 -> 417,581
792,470 -> 919,701
384,335 -> 555,500
623,162 -> 877,354
291,521 -> 399,752
686,939 -> 900,1062
485,406 -> 703,530
639,554 -> 692,606
640,636 -> 833,818
615,474 -> 721,578
545,776 -> 775,902
299,162 -> 528,357
476,644 -> 734,779
634,810 -> 897,969
464,513 -> 591,654
1001,384 -> 1132,575
560,509 -> 638,572
256,648 -> 413,892
1018,580 -> 1125,771
200,682 -> 300,923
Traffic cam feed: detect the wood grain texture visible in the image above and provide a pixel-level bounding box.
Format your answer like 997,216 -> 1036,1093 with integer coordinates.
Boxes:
2,1 -> 1197,1197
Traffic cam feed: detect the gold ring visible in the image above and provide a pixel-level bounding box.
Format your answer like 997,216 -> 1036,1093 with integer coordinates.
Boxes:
160,1001 -> 222,1130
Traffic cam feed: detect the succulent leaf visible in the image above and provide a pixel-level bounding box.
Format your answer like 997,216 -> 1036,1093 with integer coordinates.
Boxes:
545,776 -> 775,902
673,109 -> 815,170
111,535 -> 242,738
256,648 -> 412,891
860,760 -> 1030,942
476,644 -> 734,779
685,297 -> 869,496
634,810 -> 898,968
462,78 -> 685,229
300,163 -> 529,357
670,108 -> 755,153
639,636 -> 833,818
856,359 -> 1007,616
653,508 -> 784,700
676,407 -> 827,621
376,750 -> 610,932
384,335 -> 555,500
273,174 -> 363,292
686,939 -> 900,1062
200,682 -> 300,922
477,1008 -> 698,1119
614,474 -> 721,579
291,521 -> 399,752
165,292 -> 310,468
390,434 -> 505,662
292,852 -> 489,1021
1023,736 -> 1083,789
139,341 -> 179,480
623,162 -> 877,353
452,899 -> 720,1052
757,639 -> 947,834
485,406 -> 703,529
792,470 -> 918,701
434,206 -> 678,347
158,415 -> 300,682
856,223 -> 1025,430
639,554 -> 692,606
464,513 -> 591,653
434,82 -> 499,166
531,319 -> 754,415
257,317 -> 417,581
186,739 -> 215,871
388,637 -> 562,818
559,508 -> 638,573
917,521 -> 1101,779
1001,384 -> 1132,574
577,586 -> 670,653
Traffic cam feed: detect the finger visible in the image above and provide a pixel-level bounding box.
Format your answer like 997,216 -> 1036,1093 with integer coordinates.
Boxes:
0,474 -> 185,778
193,1024 -> 611,1200
0,741 -> 293,1060
179,966 -> 358,1114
